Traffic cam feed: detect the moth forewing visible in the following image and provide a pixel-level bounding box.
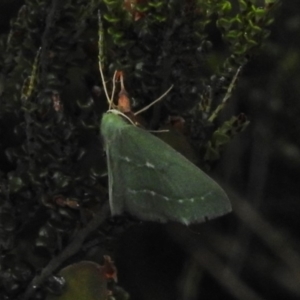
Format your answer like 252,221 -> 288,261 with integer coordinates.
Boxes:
101,111 -> 231,225
101,112 -> 128,216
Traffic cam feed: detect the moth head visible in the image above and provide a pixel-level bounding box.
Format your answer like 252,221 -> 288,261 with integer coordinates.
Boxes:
106,109 -> 137,127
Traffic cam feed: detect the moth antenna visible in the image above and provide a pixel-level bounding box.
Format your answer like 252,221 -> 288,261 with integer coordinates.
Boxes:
208,66 -> 243,122
120,71 -> 125,91
98,10 -> 111,107
110,70 -> 118,109
134,84 -> 174,116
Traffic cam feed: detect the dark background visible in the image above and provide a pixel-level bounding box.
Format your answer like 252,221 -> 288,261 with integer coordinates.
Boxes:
1,1 -> 300,300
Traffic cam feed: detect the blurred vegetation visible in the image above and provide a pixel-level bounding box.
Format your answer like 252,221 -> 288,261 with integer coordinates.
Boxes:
2,0 -> 300,300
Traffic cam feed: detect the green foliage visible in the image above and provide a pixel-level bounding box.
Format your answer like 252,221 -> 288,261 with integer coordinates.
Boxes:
0,0 -> 278,299
98,0 -> 277,160
204,113 -> 250,162
216,0 -> 278,66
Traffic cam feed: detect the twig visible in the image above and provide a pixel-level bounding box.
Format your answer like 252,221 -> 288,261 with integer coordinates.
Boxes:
208,66 -> 242,123
23,203 -> 110,300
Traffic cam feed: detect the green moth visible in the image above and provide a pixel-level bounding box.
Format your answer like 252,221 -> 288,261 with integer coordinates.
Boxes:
98,11 -> 231,225
101,108 -> 231,225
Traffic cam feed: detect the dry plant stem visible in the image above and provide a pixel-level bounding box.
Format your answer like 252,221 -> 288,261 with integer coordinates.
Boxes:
208,66 -> 242,123
21,47 -> 41,101
23,203 -> 110,300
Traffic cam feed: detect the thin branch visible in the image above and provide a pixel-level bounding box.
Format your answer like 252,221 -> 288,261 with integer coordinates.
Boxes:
208,66 -> 242,123
23,203 -> 110,300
